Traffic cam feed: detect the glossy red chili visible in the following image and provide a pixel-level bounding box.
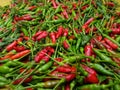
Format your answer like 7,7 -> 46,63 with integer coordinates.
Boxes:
104,38 -> 118,50
6,40 -> 17,51
63,40 -> 70,49
50,32 -> 56,44
56,26 -> 63,38
36,31 -> 48,41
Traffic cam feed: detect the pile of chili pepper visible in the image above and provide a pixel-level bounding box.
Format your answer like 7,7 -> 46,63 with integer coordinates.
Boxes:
0,0 -> 120,90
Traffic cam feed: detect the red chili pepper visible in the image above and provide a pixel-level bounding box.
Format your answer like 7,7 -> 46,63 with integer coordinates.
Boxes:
26,88 -> 33,90
34,48 -> 48,63
81,65 -> 99,84
28,6 -> 37,11
65,83 -> 70,90
6,41 -> 17,51
50,32 -> 56,44
62,10 -> 69,19
81,4 -> 89,10
42,52 -> 52,62
54,57 -> 63,66
24,36 -> 30,41
46,46 -> 55,54
33,31 -> 43,38
81,64 -> 97,75
36,31 -> 48,41
84,44 -> 93,61
111,28 -> 120,34
51,0 -> 58,9
84,17 -> 94,26
10,50 -> 30,60
13,46 -> 26,52
56,26 -> 63,38
63,40 -> 70,49
63,28 -> 68,37
56,66 -> 72,73
106,2 -> 115,7
65,73 -> 76,82
84,73 -> 99,84
22,14 -> 33,21
72,3 -> 77,10
13,76 -> 32,85
17,37 -> 23,44
104,38 -> 118,50
101,40 -> 112,50
50,70 -> 67,77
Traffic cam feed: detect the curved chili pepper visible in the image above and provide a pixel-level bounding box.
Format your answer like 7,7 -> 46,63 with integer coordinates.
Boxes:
104,38 -> 118,50
10,50 -> 30,60
6,40 -> 17,51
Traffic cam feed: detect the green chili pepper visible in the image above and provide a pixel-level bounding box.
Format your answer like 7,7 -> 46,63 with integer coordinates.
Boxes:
70,80 -> 76,90
21,27 -> 29,36
93,48 -> 118,67
76,38 -> 81,50
0,65 -> 13,74
0,76 -> 8,87
89,63 -> 114,76
114,84 -> 120,90
116,36 -> 120,44
38,61 -> 53,72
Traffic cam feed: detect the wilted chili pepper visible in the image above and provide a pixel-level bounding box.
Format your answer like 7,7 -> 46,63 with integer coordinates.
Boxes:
13,76 -> 32,85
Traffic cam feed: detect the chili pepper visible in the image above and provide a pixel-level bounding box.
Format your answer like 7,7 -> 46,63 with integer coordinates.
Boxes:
63,28 -> 68,37
62,10 -> 69,19
101,40 -> 112,50
56,26 -> 63,38
63,40 -> 70,50
89,63 -> 114,76
13,76 -> 32,85
114,84 -> 120,90
81,35 -> 91,46
42,52 -> 52,62
106,2 -> 115,7
10,50 -> 30,60
104,38 -> 118,50
34,48 -> 48,63
116,36 -> 120,43
28,6 -> 37,11
81,4 -> 89,10
70,80 -> 76,90
29,80 -> 60,88
50,70 -> 67,77
36,31 -> 48,41
84,17 -> 94,26
56,66 -> 72,73
6,40 -> 17,51
49,32 -> 56,44
93,48 -> 118,67
0,76 -> 8,87
38,61 -> 53,72
76,83 -> 115,90
65,73 -> 76,82
65,83 -> 70,90
33,31 -> 43,38
0,65 -> 12,74
26,88 -> 33,90
84,44 -> 93,61
81,64 -> 99,84
13,46 -> 26,52
111,28 -> 120,34
76,38 -> 81,50
51,0 -> 58,9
